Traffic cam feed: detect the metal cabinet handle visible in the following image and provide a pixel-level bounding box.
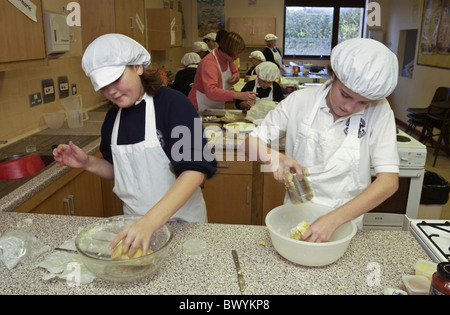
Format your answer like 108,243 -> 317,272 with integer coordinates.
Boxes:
67,195 -> 76,215
246,186 -> 250,205
63,199 -> 71,216
217,165 -> 230,169
129,17 -> 136,29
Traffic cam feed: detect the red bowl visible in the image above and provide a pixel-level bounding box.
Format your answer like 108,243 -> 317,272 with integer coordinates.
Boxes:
0,154 -> 45,180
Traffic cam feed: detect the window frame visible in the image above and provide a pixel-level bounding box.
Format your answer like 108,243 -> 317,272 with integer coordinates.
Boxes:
284,0 -> 367,60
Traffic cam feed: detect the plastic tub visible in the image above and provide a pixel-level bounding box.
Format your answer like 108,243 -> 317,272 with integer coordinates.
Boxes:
402,275 -> 431,295
415,259 -> 437,281
43,111 -> 65,129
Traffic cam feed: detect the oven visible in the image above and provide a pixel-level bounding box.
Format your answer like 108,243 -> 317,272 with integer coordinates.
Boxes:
363,129 -> 427,230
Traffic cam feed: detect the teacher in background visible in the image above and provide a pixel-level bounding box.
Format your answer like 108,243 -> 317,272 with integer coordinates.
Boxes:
189,32 -> 257,113
263,33 -> 285,72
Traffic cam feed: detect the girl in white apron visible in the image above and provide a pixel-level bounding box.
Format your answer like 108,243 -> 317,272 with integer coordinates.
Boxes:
54,34 -> 215,258
246,38 -> 400,243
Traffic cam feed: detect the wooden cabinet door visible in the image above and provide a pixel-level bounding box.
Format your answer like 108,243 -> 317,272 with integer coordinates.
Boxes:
202,156 -> 253,225
15,169 -> 104,217
79,0 -> 116,51
252,18 -> 276,46
229,18 -> 253,45
262,172 -> 286,222
115,0 -> 146,47
0,0 -> 46,63
203,173 -> 253,225
229,17 -> 276,47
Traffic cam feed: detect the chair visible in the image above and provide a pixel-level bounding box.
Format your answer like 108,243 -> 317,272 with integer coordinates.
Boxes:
426,104 -> 450,167
413,87 -> 450,143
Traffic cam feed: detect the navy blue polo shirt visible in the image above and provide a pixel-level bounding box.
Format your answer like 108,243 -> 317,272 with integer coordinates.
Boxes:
100,87 -> 217,178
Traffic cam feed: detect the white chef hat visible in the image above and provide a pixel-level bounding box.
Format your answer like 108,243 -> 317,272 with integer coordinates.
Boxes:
203,32 -> 217,41
264,34 -> 278,41
82,34 -> 151,92
249,51 -> 266,62
255,62 -> 280,82
330,38 -> 399,100
192,41 -> 208,53
181,52 -> 201,67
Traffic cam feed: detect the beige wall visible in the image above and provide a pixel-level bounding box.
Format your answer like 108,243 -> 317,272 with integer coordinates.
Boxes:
384,0 -> 450,124
0,0 -> 104,146
3,0 -> 449,145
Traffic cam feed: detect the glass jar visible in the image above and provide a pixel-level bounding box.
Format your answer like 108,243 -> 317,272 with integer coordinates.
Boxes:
286,169 -> 314,204
429,262 -> 450,295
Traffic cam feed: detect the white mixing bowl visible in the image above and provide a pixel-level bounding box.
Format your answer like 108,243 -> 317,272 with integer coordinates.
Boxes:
265,203 -> 357,267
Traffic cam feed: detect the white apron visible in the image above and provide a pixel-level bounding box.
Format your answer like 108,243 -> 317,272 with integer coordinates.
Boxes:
111,94 -> 207,222
289,85 -> 368,228
253,81 -> 273,101
271,48 -> 282,68
197,49 -> 233,113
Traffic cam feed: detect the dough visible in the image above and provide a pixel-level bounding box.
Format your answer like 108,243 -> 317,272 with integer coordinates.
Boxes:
111,242 -> 152,260
290,221 -> 310,241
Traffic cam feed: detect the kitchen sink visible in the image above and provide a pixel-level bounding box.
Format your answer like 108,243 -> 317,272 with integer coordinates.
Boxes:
0,135 -> 99,199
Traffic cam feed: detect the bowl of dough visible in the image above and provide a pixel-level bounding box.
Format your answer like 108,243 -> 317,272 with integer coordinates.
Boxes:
265,203 -> 357,267
75,215 -> 172,283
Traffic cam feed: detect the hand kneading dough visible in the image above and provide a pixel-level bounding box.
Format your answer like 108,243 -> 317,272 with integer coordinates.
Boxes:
111,242 -> 152,260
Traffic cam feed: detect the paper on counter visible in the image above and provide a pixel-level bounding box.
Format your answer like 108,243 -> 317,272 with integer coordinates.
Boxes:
37,236 -> 96,285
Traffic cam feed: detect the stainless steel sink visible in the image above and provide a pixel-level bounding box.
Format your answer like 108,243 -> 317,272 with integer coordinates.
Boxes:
0,135 -> 99,199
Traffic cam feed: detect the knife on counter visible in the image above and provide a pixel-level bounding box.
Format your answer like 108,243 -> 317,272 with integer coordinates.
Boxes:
232,250 -> 246,292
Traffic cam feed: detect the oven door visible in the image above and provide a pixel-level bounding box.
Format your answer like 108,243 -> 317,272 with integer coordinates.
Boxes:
363,168 -> 425,230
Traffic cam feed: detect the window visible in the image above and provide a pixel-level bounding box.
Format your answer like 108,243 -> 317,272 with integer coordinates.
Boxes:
284,0 -> 366,58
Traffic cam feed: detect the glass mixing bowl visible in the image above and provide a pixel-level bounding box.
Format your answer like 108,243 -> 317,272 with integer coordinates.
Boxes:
75,215 -> 172,283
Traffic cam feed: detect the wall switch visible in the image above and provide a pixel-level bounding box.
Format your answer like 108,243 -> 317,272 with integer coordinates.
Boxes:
58,76 -> 70,98
71,84 -> 77,95
41,79 -> 55,103
29,92 -> 43,107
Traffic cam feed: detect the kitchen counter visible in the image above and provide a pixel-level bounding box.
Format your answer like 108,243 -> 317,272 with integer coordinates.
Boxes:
0,212 -> 431,295
0,111 -> 107,213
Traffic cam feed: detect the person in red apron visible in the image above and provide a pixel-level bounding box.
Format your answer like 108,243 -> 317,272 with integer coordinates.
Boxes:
246,38 -> 400,242
53,34 -> 216,257
188,32 -> 257,112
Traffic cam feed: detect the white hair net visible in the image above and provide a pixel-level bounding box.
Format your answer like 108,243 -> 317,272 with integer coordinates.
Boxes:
255,62 -> 280,82
264,34 -> 278,41
181,52 -> 201,66
203,33 -> 217,41
192,41 -> 208,53
249,51 -> 266,62
82,34 -> 151,91
330,38 -> 399,100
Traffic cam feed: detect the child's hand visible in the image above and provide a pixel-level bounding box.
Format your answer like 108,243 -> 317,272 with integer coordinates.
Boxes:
53,141 -> 88,169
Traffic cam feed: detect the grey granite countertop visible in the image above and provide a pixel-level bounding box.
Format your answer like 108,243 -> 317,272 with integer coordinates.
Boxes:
0,212 -> 431,295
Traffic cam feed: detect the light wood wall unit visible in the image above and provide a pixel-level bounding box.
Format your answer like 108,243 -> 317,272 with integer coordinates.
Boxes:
228,17 -> 276,47
114,0 -> 146,47
79,0 -> 116,51
0,0 -> 46,63
147,8 -> 182,50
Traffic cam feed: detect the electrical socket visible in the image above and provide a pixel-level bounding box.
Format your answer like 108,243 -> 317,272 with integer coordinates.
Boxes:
41,79 -> 55,103
29,92 -> 43,107
58,76 -> 70,98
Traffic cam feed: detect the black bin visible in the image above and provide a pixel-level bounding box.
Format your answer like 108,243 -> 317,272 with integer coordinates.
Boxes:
420,171 -> 450,205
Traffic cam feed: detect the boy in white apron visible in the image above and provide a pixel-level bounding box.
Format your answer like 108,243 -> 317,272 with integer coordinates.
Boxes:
245,38 -> 400,243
